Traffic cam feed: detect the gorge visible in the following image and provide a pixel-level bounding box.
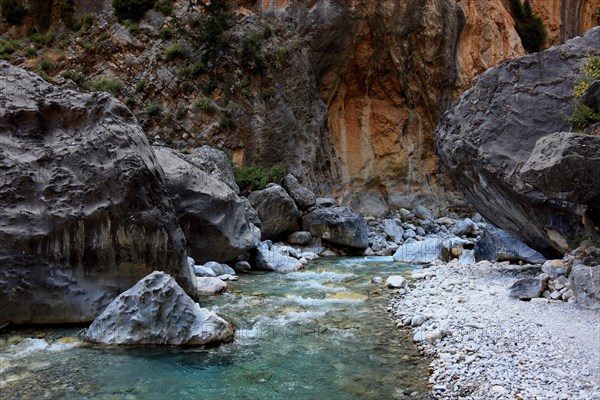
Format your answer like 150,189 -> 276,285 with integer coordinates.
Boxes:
1,0 -> 599,399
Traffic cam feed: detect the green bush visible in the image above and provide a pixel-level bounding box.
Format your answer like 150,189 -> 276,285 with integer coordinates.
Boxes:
510,0 -> 547,53
144,102 -> 161,116
91,77 -> 122,96
1,0 -> 27,25
123,19 -> 140,34
112,0 -> 153,21
163,42 -> 186,61
241,33 -> 265,71
570,56 -> 600,131
61,70 -> 82,83
155,0 -> 173,15
194,96 -> 216,112
38,57 -> 53,72
0,39 -> 19,56
570,103 -> 600,131
235,164 -> 287,192
159,27 -> 173,39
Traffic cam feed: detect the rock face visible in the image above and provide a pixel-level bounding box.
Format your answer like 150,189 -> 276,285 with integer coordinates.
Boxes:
436,28 -> 600,257
248,185 -> 301,240
302,207 -> 369,250
182,145 -> 240,193
282,174 -> 316,210
0,62 -> 195,325
85,272 -> 234,345
154,147 -> 260,263
529,0 -> 599,46
475,226 -> 547,265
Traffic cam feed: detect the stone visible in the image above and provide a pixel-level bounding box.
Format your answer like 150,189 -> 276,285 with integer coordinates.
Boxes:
452,218 -> 477,237
248,185 -> 301,240
234,261 -> 252,273
84,272 -> 234,346
386,276 -> 408,289
436,28 -> 600,257
193,265 -> 217,278
203,261 -> 235,276
403,229 -> 417,239
0,62 -> 195,325
217,274 -> 238,282
183,145 -> 239,193
302,207 -> 369,250
383,219 -> 405,243
414,205 -> 433,220
413,331 -> 426,342
475,225 -> 547,264
254,241 -> 304,272
287,231 -> 313,246
372,277 -> 383,284
315,197 -> 336,208
542,260 -> 571,278
154,147 -> 260,263
281,174 -> 316,210
570,265 -> 600,310
508,278 -> 546,300
411,314 -> 428,327
196,277 -> 228,295
393,238 -> 445,264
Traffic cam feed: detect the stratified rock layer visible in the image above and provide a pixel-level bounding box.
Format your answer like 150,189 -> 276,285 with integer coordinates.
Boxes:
0,62 -> 195,325
85,272 -> 234,345
436,27 -> 600,257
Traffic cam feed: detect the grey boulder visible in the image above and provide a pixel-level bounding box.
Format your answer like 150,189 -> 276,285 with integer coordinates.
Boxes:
570,264 -> 600,310
182,145 -> 240,193
196,277 -> 228,295
452,218 -> 477,237
204,261 -> 236,276
435,27 -> 600,256
84,272 -> 234,345
282,174 -> 316,210
287,231 -> 313,246
508,278 -> 546,300
0,62 -> 195,325
475,225 -> 546,265
302,207 -> 369,250
393,237 -> 445,264
383,219 -> 405,243
154,147 -> 260,263
248,185 -> 301,240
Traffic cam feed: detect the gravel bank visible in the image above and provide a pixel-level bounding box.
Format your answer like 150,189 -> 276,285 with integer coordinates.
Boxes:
390,261 -> 600,399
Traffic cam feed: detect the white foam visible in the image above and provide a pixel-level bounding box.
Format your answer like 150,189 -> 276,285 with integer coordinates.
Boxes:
282,295 -> 365,306
292,280 -> 347,292
284,271 -> 356,282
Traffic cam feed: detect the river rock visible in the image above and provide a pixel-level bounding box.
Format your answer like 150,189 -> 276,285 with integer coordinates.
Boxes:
0,62 -> 195,325
194,265 -> 217,277
393,238 -> 445,264
196,277 -> 228,295
204,261 -> 236,276
234,261 -> 252,272
452,218 -> 477,237
386,276 -> 408,289
84,272 -> 234,345
282,174 -> 316,210
508,278 -> 546,300
570,264 -> 600,310
287,231 -> 313,246
542,259 -> 571,278
475,225 -> 546,265
383,219 -> 405,243
435,27 -> 600,257
248,185 -> 301,240
154,147 -> 260,263
414,205 -> 433,220
254,241 -> 303,272
302,207 -> 369,250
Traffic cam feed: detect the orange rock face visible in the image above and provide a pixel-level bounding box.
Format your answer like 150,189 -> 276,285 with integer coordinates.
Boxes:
529,0 -> 598,46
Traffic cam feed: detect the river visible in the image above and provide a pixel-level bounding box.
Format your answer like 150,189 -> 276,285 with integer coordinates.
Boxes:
0,256 -> 430,399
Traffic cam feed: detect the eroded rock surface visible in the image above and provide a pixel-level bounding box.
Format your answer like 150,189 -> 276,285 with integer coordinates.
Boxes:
85,272 -> 234,345
0,62 -> 195,325
436,27 -> 600,257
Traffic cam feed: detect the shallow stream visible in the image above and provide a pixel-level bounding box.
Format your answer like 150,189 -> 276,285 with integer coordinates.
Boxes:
0,257 -> 430,399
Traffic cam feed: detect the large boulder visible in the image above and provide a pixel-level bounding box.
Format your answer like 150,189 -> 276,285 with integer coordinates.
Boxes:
475,225 -> 546,265
508,278 -> 546,300
0,62 -> 195,325
181,145 -> 240,193
302,207 -> 368,250
383,219 -> 405,243
435,27 -> 600,257
570,264 -> 600,310
282,174 -> 316,210
85,272 -> 234,345
154,147 -> 260,263
393,238 -> 445,264
248,185 -> 301,240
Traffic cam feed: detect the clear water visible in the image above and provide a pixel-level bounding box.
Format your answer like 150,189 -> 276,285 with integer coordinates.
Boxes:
0,257 -> 431,400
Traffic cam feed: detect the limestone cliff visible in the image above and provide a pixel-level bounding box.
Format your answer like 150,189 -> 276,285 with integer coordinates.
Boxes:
0,0 -> 597,216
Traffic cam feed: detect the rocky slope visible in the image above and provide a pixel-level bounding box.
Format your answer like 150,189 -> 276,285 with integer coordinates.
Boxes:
1,1 -> 596,216
435,27 -> 600,257
0,61 -> 196,325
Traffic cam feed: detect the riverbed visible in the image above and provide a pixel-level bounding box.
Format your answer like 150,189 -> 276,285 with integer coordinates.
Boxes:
0,257 -> 431,399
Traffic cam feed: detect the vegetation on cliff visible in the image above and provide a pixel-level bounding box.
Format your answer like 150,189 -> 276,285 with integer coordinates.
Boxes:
570,55 -> 600,131
510,0 -> 547,53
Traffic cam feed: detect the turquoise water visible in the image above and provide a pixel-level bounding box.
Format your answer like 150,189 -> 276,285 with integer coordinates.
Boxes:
0,257 -> 430,399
